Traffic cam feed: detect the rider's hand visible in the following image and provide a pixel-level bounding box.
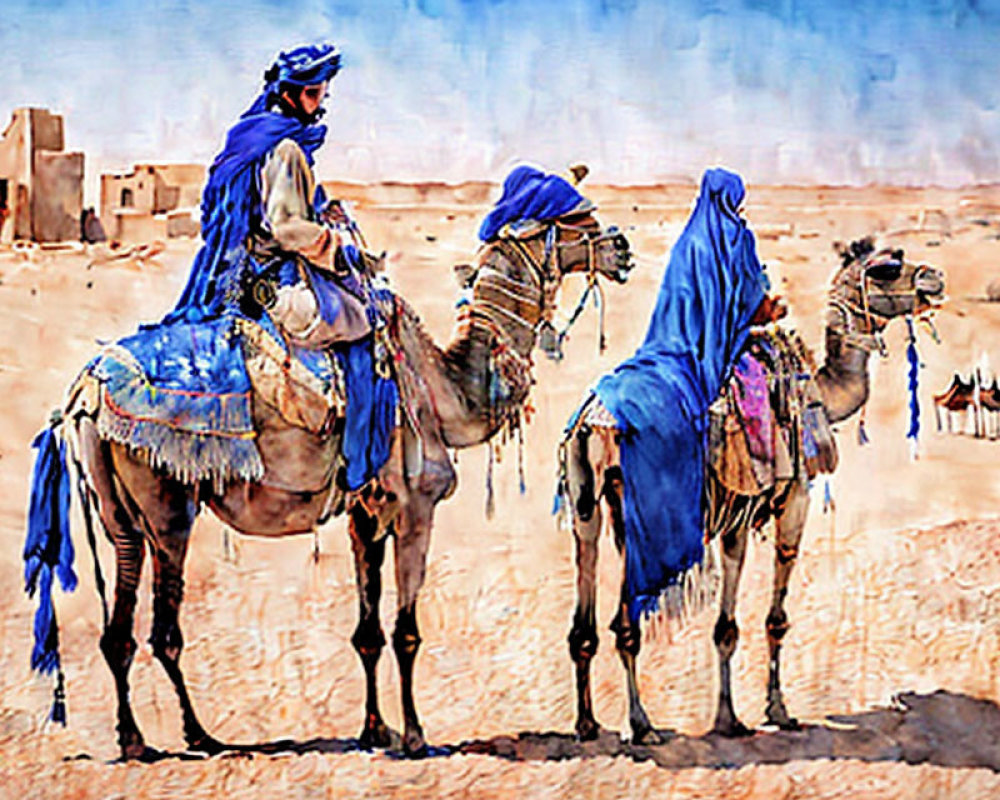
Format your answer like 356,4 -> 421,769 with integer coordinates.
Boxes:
321,199 -> 350,227
751,294 -> 787,325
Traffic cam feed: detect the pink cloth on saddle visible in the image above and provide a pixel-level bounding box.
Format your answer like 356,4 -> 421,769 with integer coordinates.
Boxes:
732,350 -> 773,462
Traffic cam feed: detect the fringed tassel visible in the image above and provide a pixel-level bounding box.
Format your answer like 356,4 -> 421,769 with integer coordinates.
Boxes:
857,407 -> 870,446
823,479 -> 834,514
50,669 -> 67,726
595,280 -> 607,354
905,317 -> 921,458
640,542 -> 720,640
24,425 -> 78,726
97,405 -> 264,489
552,440 -> 569,530
485,444 -> 496,519
516,418 -> 526,495
551,483 -> 565,516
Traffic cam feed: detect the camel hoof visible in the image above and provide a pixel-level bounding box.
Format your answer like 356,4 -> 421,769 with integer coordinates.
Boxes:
187,734 -> 227,756
117,734 -> 150,762
767,715 -> 801,731
402,726 -> 427,757
576,717 -> 600,742
118,744 -> 167,763
632,727 -> 667,746
714,719 -> 754,738
359,719 -> 393,750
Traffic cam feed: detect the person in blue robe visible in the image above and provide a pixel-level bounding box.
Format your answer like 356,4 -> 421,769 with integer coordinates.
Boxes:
113,43 -> 396,490
593,167 -> 777,619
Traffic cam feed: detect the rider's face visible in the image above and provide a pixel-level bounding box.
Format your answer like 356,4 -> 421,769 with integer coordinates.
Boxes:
298,82 -> 328,116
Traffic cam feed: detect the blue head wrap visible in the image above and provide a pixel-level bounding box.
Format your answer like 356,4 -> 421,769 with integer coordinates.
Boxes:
593,167 -> 768,619
243,43 -> 342,117
163,44 -> 339,323
478,165 -> 592,242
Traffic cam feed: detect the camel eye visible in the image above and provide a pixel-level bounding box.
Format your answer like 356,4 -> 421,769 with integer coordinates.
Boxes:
866,261 -> 902,282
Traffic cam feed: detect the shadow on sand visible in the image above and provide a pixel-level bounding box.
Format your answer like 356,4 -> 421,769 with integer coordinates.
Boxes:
72,691 -> 1000,771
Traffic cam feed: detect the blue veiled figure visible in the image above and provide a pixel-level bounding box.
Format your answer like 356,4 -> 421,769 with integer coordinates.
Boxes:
593,167 -> 768,619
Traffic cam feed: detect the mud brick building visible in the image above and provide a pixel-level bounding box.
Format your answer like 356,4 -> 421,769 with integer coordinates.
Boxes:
0,107 -> 84,243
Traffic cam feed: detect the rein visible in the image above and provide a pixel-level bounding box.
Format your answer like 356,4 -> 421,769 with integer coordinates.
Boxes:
828,258 -> 921,356
467,216 -> 616,362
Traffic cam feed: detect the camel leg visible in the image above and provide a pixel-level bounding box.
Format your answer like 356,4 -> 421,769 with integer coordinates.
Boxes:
605,469 -> 663,745
712,519 -> 751,737
764,481 -> 808,730
148,514 -> 223,754
78,430 -> 151,761
101,514 -> 149,760
348,502 -> 391,749
392,496 -> 434,756
566,425 -> 602,741
108,444 -> 222,755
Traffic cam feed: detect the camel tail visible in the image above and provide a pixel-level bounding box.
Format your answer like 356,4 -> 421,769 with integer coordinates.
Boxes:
23,415 -> 78,724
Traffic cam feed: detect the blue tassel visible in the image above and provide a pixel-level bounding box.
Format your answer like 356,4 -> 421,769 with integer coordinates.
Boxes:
24,427 -> 77,676
857,418 -> 870,446
551,485 -> 565,516
823,479 -> 834,514
24,426 -> 77,726
905,317 -> 921,445
50,670 -> 67,726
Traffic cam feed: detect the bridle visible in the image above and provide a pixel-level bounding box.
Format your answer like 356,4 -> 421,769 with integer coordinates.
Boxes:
828,254 -> 924,357
492,216 -> 628,359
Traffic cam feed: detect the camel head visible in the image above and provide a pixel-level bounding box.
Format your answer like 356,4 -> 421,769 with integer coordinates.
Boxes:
829,237 -> 946,349
489,207 -> 634,289
545,210 -> 635,285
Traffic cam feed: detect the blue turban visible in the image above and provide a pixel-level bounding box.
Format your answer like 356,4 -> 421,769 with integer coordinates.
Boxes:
479,165 -> 593,242
243,43 -> 342,117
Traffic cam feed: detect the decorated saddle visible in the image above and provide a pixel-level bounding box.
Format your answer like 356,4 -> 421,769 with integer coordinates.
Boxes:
85,310 -> 347,487
82,248 -> 397,492
708,327 -> 838,495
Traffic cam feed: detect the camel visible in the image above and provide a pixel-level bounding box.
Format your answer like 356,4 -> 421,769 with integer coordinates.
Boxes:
977,376 -> 1000,439
29,185 -> 634,760
932,372 -> 978,435
562,237 -> 945,743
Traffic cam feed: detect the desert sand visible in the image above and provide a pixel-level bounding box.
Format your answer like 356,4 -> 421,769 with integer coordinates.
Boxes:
1,182 -> 999,798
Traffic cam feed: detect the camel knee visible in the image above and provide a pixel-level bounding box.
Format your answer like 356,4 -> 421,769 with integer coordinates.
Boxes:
150,618 -> 184,664
714,612 -> 739,660
766,608 -> 790,646
610,610 -> 641,657
352,620 -> 387,660
568,620 -> 599,664
775,541 -> 799,565
100,628 -> 138,673
392,612 -> 421,660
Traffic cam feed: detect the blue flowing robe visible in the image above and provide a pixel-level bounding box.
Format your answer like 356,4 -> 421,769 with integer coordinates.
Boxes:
115,100 -> 394,489
593,168 -> 767,618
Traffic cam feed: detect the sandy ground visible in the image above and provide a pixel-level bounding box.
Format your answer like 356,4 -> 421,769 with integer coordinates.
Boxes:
1,183 -> 999,798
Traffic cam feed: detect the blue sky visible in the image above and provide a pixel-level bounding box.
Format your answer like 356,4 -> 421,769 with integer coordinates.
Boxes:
2,0 -> 999,195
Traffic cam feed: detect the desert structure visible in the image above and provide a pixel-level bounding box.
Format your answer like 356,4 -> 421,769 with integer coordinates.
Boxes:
0,107 -> 84,244
100,163 -> 204,242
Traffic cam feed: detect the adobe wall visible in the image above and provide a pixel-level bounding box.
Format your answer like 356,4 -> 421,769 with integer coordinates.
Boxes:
32,151 -> 84,242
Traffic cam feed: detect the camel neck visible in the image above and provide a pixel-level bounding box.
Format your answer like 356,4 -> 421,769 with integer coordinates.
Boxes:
815,326 -> 873,423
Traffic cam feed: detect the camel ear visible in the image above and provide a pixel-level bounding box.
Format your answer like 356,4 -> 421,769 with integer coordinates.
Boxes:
359,249 -> 386,275
454,263 -> 475,288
